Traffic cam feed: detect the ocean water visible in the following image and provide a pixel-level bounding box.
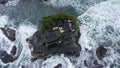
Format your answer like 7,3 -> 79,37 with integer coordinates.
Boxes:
0,0 -> 120,68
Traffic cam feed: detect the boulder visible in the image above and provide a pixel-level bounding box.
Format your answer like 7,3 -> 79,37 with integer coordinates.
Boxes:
1,27 -> 16,41
31,58 -> 37,62
93,59 -> 98,65
96,46 -> 107,60
0,0 -> 8,4
84,60 -> 88,66
0,50 -> 14,63
0,44 -> 23,63
22,66 -> 25,68
10,46 -> 17,55
54,64 -> 62,68
26,36 -> 33,44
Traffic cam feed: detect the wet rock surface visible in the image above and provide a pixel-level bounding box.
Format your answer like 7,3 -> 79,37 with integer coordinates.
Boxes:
31,31 -> 80,57
28,28 -> 81,59
27,14 -> 81,59
0,44 -> 22,63
93,59 -> 98,65
96,46 -> 107,60
10,46 -> 17,55
84,60 -> 88,67
1,27 -> 16,41
83,57 -> 104,68
0,50 -> 14,63
54,64 -> 62,68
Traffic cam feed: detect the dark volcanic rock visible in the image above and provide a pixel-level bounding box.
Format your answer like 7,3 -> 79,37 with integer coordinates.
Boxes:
93,59 -> 98,65
27,14 -> 81,59
10,46 -> 17,55
1,27 -> 16,41
96,46 -> 107,60
0,0 -> 8,4
0,50 -> 14,63
54,64 -> 62,68
29,30 -> 81,59
0,44 -> 23,63
22,66 -> 25,68
31,57 -> 37,62
84,60 -> 88,66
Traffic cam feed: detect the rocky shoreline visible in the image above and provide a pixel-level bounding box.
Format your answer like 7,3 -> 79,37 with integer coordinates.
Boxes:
0,14 -> 108,64
26,13 -> 108,61
27,13 -> 81,60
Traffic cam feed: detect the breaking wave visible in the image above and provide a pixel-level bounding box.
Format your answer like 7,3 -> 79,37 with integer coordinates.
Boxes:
78,0 -> 120,68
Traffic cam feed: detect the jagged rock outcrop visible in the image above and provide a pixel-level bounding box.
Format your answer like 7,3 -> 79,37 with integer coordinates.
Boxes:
27,13 -> 81,59
1,26 -> 16,41
96,46 -> 107,60
0,44 -> 23,63
0,50 -> 14,63
10,46 -> 17,55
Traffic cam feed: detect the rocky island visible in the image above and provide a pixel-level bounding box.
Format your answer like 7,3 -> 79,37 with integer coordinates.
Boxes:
27,13 -> 81,60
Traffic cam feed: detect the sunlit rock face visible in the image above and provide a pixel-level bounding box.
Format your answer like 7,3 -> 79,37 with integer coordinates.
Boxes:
96,46 -> 107,60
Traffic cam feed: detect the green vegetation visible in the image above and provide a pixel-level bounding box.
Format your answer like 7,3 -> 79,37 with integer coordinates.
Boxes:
72,22 -> 79,30
39,13 -> 79,37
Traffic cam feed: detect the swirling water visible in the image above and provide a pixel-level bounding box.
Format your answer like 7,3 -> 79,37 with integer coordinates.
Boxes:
0,0 -> 120,68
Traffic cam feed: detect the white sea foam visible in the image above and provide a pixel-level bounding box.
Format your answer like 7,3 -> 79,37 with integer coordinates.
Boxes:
0,15 -> 15,66
41,55 -> 75,68
0,15 -> 8,27
0,16 -> 37,67
0,15 -> 14,52
44,0 -> 108,14
8,20 -> 37,68
6,0 -> 20,6
0,0 -> 120,68
77,0 -> 120,67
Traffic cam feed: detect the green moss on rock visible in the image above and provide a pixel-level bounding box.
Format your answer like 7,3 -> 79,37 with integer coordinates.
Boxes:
39,13 -> 79,37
